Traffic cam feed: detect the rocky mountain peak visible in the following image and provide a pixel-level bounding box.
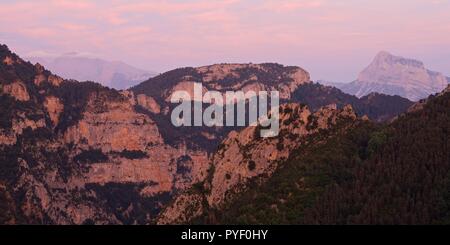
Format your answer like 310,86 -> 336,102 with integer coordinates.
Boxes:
133,63 -> 310,105
340,51 -> 448,101
357,51 -> 429,83
371,51 -> 424,69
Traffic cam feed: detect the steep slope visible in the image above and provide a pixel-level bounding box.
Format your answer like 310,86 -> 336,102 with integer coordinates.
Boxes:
131,63 -> 311,152
0,44 -> 208,224
306,86 -> 450,224
132,63 -> 310,101
157,103 -> 359,224
207,85 -> 450,225
27,55 -> 155,90
292,82 -> 413,122
340,51 -> 448,101
131,67 -> 412,153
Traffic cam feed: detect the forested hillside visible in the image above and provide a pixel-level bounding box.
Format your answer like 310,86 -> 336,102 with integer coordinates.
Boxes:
203,89 -> 450,224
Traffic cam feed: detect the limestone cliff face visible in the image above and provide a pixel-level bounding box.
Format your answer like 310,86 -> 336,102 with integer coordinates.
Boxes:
56,87 -> 211,223
208,103 -> 357,208
1,81 -> 30,102
0,44 -> 212,224
63,93 -> 163,152
0,109 -> 46,146
157,103 -> 358,224
136,94 -> 161,114
44,96 -> 64,126
130,63 -> 312,154
194,64 -> 310,100
133,63 -> 310,107
60,90 -> 210,193
12,156 -> 121,224
157,193 -> 205,224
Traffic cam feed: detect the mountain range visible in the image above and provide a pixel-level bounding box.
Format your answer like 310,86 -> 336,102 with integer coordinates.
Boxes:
1,44 -> 449,225
27,54 -> 155,90
321,51 -> 450,101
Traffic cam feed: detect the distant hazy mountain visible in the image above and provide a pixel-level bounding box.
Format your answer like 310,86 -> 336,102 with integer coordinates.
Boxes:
27,54 -> 155,90
339,51 -> 448,101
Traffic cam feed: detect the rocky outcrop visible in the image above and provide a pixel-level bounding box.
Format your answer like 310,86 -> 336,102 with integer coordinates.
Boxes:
12,157 -> 119,224
206,103 -> 356,207
197,64 -> 249,82
0,132 -> 16,145
1,81 -> 30,101
3,56 -> 15,65
12,116 -> 46,135
136,94 -> 161,114
48,75 -> 63,87
157,103 -> 358,223
134,63 -> 311,103
0,44 -> 214,224
33,63 -> 47,86
196,63 -> 310,100
32,63 -> 63,87
44,96 -> 64,126
129,63 -> 312,154
0,110 -> 46,145
157,193 -> 205,225
63,93 -> 163,152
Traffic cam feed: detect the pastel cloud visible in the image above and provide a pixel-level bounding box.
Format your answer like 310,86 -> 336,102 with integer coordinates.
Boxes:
259,0 -> 323,12
0,0 -> 449,82
51,0 -> 94,10
110,0 -> 241,14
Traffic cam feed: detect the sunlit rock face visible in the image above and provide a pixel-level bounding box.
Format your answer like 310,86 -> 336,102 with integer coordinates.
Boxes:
157,103 -> 358,224
136,94 -> 161,114
130,63 -> 312,153
1,81 -> 30,102
340,51 -> 448,101
133,63 -> 310,102
44,96 -> 64,126
0,44 -> 212,224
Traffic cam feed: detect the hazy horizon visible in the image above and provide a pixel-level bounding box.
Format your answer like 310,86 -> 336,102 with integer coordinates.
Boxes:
1,0 -> 449,82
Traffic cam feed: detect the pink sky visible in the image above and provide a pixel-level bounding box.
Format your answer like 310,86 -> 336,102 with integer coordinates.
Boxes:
0,0 -> 449,82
